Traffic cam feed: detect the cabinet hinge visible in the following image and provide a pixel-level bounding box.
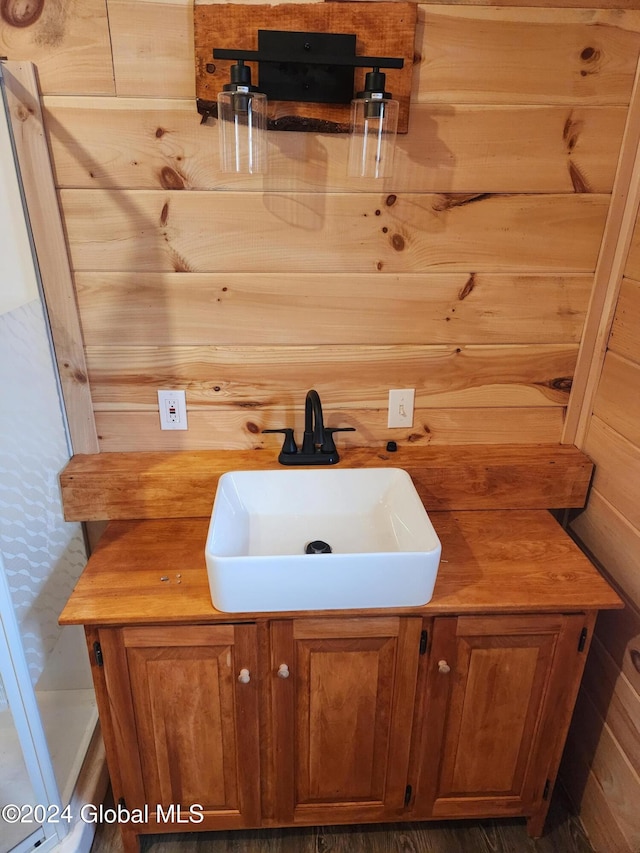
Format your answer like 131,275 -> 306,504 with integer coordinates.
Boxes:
419,630 -> 428,655
578,628 -> 588,653
404,785 -> 412,807
542,779 -> 551,801
93,641 -> 104,667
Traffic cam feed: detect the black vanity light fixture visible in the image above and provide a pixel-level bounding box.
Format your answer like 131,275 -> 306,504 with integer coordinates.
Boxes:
211,30 -> 404,178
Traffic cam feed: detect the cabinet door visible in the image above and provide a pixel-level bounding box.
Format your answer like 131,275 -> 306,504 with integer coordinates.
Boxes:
411,613 -> 587,821
268,616 -> 423,826
98,624 -> 260,830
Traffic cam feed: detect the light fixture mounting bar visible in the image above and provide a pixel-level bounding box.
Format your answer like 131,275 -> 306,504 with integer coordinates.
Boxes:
213,46 -> 404,69
213,30 -> 403,105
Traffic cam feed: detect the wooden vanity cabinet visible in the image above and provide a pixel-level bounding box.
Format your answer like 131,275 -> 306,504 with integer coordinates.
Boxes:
89,609 -> 593,851
265,616 -> 423,826
93,624 -> 262,833
409,613 -> 593,835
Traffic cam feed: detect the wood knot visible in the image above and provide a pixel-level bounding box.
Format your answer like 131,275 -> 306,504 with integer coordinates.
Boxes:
391,233 -> 405,252
16,104 -> 32,122
1,0 -> 44,27
386,194 -> 397,207
458,273 -> 476,301
434,193 -> 491,212
246,421 -> 260,434
562,112 -> 584,153
568,162 -> 589,193
579,45 -> 601,76
155,127 -> 166,138
549,377 -> 573,392
160,202 -> 170,225
159,167 -> 185,190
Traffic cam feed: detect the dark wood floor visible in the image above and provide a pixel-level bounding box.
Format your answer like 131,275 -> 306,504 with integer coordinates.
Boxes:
91,790 -> 595,853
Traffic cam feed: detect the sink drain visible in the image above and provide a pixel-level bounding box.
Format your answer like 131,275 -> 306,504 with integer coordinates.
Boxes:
305,540 -> 332,554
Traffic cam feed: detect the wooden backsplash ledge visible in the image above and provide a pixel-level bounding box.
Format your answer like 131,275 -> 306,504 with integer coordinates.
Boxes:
60,445 -> 593,521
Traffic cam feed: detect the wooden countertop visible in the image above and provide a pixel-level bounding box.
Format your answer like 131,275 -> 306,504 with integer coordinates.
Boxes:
59,510 -> 622,626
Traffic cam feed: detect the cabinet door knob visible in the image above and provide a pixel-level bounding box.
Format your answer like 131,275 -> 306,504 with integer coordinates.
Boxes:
438,660 -> 451,674
277,663 -> 290,679
238,668 -> 251,684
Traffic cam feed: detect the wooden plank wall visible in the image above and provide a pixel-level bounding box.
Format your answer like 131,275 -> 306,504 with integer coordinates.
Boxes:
2,2 -> 640,451
566,208 -> 640,852
2,6 -> 640,848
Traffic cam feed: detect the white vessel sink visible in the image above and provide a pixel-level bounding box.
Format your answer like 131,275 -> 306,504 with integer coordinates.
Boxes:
204,468 -> 441,613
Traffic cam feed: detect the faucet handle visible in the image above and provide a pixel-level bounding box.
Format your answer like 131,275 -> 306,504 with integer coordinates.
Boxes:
321,427 -> 356,454
262,428 -> 297,455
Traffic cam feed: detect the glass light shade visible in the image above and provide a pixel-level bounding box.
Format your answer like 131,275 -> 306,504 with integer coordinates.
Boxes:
347,96 -> 399,179
217,89 -> 268,174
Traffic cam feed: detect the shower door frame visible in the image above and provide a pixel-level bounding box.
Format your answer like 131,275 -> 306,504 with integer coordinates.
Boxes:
0,555 -> 67,853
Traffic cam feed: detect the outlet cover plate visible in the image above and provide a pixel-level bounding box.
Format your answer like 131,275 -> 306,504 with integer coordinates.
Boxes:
158,390 -> 188,431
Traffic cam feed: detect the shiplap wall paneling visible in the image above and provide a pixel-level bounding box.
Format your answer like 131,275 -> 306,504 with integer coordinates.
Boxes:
416,7 -> 640,106
564,683 -> 640,853
606,253 -> 640,446
567,206 -> 640,852
596,605 -> 640,704
41,98 -> 627,193
2,3 -> 640,847
562,600 -> 640,853
4,2 -> 640,452
92,408 -> 568,453
581,636 -> 640,791
108,0 -> 195,99
562,51 -> 640,446
87,343 -> 576,450
0,0 -> 114,95
1,62 -> 99,453
102,5 -> 640,103
86,345 -> 576,408
573,492 -> 640,609
562,619 -> 640,853
608,277 -> 640,361
60,191 -> 609,273
626,217 -> 640,279
72,273 -> 591,346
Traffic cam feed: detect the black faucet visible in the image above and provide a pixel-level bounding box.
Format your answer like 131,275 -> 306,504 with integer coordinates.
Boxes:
263,389 -> 355,465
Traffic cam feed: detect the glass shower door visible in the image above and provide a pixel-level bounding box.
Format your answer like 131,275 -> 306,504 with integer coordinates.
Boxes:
0,674 -> 44,853
0,555 -> 63,853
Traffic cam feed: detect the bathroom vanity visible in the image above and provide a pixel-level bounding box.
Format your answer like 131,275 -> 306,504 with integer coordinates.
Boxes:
58,447 -> 622,853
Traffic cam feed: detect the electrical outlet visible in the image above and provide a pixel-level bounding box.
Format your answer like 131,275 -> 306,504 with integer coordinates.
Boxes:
158,390 -> 188,431
388,389 -> 415,429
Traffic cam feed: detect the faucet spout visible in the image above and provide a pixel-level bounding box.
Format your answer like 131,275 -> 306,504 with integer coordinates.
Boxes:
303,389 -> 325,452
